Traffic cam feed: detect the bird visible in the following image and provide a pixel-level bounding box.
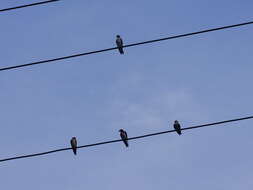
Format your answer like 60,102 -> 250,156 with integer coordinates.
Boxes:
116,35 -> 124,54
70,137 -> 77,155
174,120 -> 182,135
119,129 -> 129,147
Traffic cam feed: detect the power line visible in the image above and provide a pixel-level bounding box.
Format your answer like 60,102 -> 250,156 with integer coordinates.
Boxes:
0,0 -> 60,12
1,20 -> 252,72
0,115 -> 252,163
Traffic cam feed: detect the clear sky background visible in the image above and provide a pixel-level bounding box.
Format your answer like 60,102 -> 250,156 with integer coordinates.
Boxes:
0,0 -> 253,189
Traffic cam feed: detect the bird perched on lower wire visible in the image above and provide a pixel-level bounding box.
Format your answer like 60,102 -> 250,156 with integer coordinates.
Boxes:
119,129 -> 129,147
70,137 -> 77,155
174,120 -> 182,135
116,35 -> 124,54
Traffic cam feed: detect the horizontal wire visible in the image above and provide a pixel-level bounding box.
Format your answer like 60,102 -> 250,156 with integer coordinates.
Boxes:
0,0 -> 60,12
0,115 -> 252,163
1,20 -> 253,72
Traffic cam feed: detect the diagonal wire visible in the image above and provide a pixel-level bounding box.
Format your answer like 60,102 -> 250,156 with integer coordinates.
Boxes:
0,0 -> 60,12
1,20 -> 253,72
0,115 -> 252,163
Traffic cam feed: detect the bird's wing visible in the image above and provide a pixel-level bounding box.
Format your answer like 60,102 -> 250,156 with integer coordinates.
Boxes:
120,132 -> 126,139
71,139 -> 77,148
116,38 -> 123,46
70,140 -> 74,147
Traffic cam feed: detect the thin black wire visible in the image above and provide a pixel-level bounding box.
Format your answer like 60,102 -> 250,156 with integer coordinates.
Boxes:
0,115 -> 252,163
0,0 -> 60,12
1,20 -> 253,72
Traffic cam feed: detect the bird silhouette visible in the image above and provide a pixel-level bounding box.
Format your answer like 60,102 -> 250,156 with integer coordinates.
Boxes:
119,129 -> 129,147
116,35 -> 124,54
70,137 -> 77,155
174,120 -> 182,135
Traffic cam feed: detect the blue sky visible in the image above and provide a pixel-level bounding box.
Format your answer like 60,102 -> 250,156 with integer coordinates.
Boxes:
0,0 -> 253,189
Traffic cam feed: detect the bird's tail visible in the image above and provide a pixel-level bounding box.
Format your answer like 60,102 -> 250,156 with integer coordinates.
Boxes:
73,149 -> 77,155
119,48 -> 124,54
124,140 -> 129,147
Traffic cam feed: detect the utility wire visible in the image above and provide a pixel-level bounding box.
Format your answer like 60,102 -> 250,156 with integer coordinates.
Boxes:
1,20 -> 253,72
0,115 -> 252,163
0,0 -> 60,12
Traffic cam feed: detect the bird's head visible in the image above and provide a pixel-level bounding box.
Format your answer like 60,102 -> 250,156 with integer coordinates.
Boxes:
116,35 -> 121,38
174,120 -> 178,124
119,129 -> 124,133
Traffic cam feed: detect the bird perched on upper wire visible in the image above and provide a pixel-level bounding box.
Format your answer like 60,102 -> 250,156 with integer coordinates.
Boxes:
119,129 -> 129,147
116,35 -> 124,54
70,137 -> 77,155
173,120 -> 182,135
